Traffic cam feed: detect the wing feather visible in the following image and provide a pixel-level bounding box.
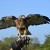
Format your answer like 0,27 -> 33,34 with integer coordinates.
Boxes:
25,14 -> 50,26
0,16 -> 17,29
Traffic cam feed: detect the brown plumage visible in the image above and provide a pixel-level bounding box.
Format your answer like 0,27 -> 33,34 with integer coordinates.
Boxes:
0,14 -> 50,35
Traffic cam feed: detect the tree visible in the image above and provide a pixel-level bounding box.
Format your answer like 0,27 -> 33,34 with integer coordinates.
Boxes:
0,37 -> 17,50
43,34 -> 50,50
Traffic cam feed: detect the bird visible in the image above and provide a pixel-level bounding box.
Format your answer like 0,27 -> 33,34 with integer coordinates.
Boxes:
0,14 -> 50,38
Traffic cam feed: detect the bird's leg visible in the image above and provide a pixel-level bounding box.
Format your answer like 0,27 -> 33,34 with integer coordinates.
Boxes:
17,33 -> 21,42
17,30 -> 22,41
23,34 -> 27,40
24,29 -> 28,40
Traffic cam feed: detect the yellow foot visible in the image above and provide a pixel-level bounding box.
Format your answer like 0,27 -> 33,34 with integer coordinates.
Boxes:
17,36 -> 21,42
24,35 -> 27,40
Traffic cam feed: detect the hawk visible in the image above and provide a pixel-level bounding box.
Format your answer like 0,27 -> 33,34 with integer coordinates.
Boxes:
0,14 -> 50,37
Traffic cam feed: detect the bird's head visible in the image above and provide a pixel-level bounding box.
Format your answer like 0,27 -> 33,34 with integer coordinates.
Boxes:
18,15 -> 25,20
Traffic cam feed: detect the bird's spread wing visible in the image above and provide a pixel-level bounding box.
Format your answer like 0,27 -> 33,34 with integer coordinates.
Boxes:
0,16 -> 17,29
25,14 -> 50,26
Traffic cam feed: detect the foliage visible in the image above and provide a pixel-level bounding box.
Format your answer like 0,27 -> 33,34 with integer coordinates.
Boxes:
0,34 -> 50,50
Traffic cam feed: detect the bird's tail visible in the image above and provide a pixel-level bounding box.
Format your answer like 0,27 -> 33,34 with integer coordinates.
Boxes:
27,30 -> 31,35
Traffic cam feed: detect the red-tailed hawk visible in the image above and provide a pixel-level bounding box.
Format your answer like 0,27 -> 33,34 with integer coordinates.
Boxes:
0,14 -> 50,36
